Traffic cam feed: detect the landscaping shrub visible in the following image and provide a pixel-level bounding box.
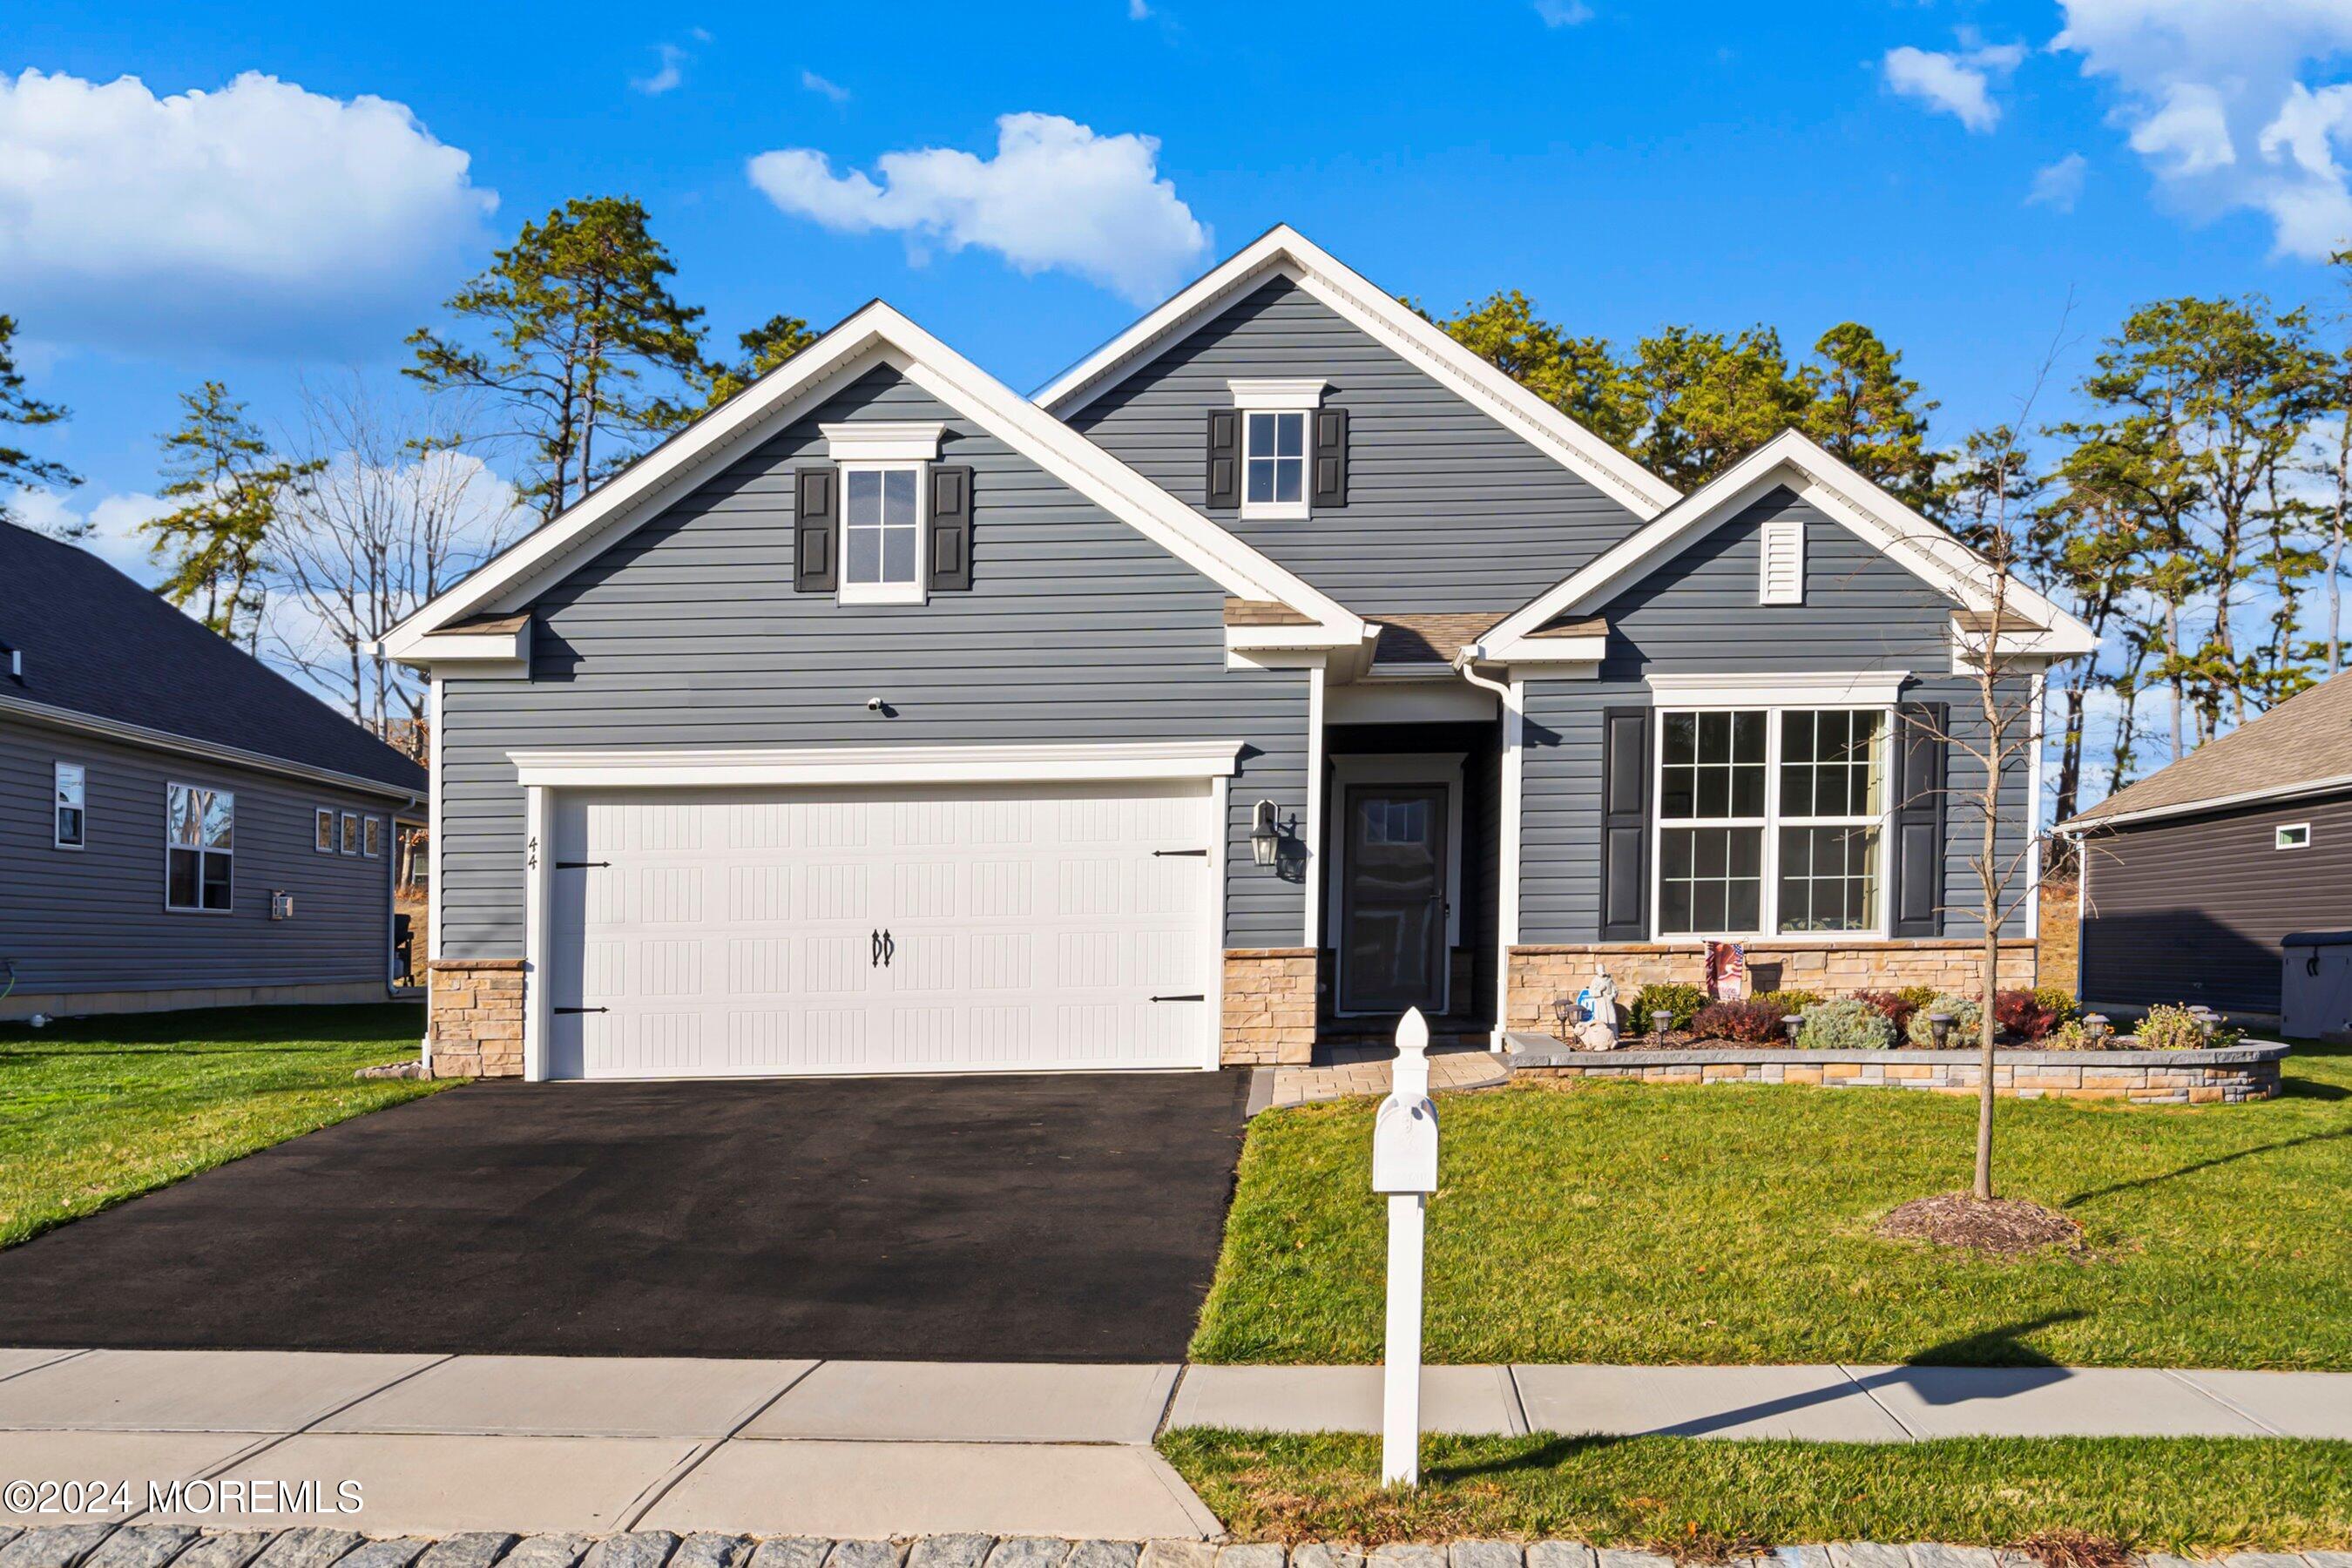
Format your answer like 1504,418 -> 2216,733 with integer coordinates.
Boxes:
1995,988 -> 2064,1042
1896,984 -> 1939,1010
1754,989 -> 1823,1013
1857,990 -> 1920,1035
2132,1004 -> 2240,1051
1631,982 -> 1708,1033
2044,1018 -> 2095,1051
1903,992 -> 1983,1047
1796,997 -> 1897,1051
1692,998 -> 1789,1043
2032,984 -> 2079,1024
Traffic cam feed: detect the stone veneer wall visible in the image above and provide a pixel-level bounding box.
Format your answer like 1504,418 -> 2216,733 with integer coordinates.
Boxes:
1507,941 -> 2038,1035
1507,1040 -> 2286,1104
428,958 -> 525,1078
1223,948 -> 1318,1066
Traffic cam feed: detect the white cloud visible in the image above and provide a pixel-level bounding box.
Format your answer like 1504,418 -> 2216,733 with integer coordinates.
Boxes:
801,70 -> 850,105
1128,0 -> 1152,17
2028,152 -> 2091,211
1882,39 -> 2026,133
746,112 -> 1210,304
2056,0 -> 2352,259
9,487 -> 170,579
633,44 -> 689,96
0,70 -> 496,351
1534,0 -> 1593,24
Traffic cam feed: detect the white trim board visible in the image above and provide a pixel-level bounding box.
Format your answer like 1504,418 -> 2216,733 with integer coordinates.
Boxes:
1035,225 -> 1681,521
1645,670 -> 1910,708
382,301 -> 1365,662
1483,429 -> 2099,661
505,740 -> 1245,790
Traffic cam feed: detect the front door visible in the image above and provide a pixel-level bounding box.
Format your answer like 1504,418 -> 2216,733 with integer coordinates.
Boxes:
1338,784 -> 1449,1015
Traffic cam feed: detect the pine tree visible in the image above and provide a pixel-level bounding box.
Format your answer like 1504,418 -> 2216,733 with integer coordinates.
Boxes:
1804,322 -> 1943,514
0,314 -> 78,530
140,382 -> 318,645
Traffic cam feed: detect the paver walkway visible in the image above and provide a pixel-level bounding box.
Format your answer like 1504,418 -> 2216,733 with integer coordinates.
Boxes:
5,1350 -> 2345,1538
1257,1045 -> 1510,1111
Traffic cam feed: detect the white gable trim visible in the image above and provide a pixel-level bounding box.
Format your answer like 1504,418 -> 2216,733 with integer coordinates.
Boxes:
1034,225 -> 1681,521
1482,429 -> 2098,660
383,301 -> 1364,661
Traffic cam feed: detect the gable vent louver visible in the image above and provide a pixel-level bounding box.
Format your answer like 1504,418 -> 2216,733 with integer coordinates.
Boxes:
1759,517 -> 1805,605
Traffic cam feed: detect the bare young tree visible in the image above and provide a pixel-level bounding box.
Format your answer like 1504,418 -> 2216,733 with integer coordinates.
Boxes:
264,375 -> 528,731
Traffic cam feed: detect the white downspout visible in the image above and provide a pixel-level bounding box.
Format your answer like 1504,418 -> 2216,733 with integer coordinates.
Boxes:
1455,645 -> 1520,1051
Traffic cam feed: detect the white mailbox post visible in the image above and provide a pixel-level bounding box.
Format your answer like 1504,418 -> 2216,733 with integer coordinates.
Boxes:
1372,1005 -> 1439,1488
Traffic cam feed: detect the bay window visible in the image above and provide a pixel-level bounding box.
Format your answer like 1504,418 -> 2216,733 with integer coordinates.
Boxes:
1656,706 -> 1888,938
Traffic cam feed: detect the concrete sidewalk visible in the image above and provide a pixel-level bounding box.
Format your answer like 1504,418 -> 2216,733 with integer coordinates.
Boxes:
3,1349 -> 2344,1538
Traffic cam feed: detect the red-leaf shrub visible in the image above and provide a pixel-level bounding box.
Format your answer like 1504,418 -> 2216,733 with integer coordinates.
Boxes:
1857,990 -> 1919,1035
1994,988 -> 2060,1042
1691,998 -> 1790,1044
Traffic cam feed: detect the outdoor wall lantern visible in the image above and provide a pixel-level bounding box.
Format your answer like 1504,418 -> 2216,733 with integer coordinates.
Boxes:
1249,800 -> 1282,867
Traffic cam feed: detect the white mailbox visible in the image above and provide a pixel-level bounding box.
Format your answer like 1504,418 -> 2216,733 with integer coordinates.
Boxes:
1373,1093 -> 1439,1193
1375,1006 -> 1439,1488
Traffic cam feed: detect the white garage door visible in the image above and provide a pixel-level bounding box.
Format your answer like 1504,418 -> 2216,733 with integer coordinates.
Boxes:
544,781 -> 1217,1078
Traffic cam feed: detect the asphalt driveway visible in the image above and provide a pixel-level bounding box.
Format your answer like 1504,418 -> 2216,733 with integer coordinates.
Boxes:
0,1072 -> 1251,1362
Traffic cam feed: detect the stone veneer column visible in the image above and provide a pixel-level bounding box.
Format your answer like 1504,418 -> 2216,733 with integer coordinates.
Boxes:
1222,948 -> 1319,1066
428,958 -> 526,1078
1506,940 -> 2040,1035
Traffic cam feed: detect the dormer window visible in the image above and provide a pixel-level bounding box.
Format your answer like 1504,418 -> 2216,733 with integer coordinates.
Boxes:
1222,380 -> 1337,521
841,464 -> 924,605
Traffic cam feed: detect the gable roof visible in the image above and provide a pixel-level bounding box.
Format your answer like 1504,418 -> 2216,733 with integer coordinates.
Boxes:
1032,224 -> 1682,522
384,301 -> 1366,659
1478,429 -> 2098,663
2063,667 -> 2352,830
0,522 -> 426,797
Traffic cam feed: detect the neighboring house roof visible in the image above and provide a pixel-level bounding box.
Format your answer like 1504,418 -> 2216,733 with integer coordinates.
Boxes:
1372,612 -> 1507,667
1032,224 -> 1683,523
2063,666 -> 2352,830
385,300 -> 1368,661
1479,429 -> 2098,664
0,522 -> 427,798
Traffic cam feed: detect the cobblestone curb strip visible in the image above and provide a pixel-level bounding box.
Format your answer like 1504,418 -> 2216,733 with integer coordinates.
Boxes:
1504,1037 -> 2290,1105
3,1530 -> 2348,1568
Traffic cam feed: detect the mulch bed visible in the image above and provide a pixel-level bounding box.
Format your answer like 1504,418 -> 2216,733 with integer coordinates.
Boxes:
1877,1192 -> 2085,1255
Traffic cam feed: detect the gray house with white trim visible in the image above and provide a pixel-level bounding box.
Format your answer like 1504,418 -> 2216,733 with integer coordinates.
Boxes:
386,226 -> 2094,1080
1,521 -> 428,1021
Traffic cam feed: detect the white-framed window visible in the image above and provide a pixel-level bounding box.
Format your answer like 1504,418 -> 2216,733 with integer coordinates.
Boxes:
1242,410 -> 1308,519
54,762 -> 85,849
839,463 -> 925,605
2277,822 -> 2312,850
363,815 -> 382,858
314,808 -> 335,854
166,783 -> 233,913
1655,706 -> 1889,938
340,810 -> 360,855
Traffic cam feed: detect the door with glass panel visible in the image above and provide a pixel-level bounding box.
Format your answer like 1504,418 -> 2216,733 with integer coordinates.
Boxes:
1338,785 -> 1450,1015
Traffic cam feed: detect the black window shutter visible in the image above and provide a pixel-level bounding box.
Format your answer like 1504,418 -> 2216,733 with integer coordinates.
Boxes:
793,466 -> 838,592
928,465 -> 974,591
1312,407 -> 1348,509
1599,706 -> 1652,942
1205,409 -> 1240,508
1889,700 -> 1948,937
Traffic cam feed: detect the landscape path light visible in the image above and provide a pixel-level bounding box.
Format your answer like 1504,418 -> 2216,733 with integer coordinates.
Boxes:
1372,1005 -> 1439,1488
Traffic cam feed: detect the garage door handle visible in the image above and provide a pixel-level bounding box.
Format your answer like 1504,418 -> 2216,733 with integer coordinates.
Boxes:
871,929 -> 882,968
1151,994 -> 1205,1003
882,930 -> 895,966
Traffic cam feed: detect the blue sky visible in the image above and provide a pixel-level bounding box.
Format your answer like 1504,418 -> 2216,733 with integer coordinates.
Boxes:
8,0 -> 2352,568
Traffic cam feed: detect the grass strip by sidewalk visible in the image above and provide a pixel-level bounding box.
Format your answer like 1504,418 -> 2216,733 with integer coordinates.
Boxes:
1191,1040 -> 2352,1369
1159,1429 -> 2352,1551
0,1003 -> 443,1249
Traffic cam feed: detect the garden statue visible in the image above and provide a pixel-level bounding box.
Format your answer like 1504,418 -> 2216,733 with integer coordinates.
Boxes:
1576,970 -> 1620,1051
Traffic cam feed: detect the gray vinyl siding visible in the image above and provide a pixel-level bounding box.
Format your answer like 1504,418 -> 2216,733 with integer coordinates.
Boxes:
0,714 -> 398,996
438,364 -> 1309,959
1064,277 -> 1646,616
2078,789 -> 2352,1016
1518,488 -> 2031,942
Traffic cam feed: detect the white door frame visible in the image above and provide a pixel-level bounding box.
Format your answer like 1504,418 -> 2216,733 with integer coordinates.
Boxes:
1326,752 -> 1466,1018
513,741 -> 1240,1080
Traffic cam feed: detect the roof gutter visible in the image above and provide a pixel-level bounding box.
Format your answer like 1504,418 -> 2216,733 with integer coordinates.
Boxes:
2055,770 -> 2352,835
0,690 -> 424,803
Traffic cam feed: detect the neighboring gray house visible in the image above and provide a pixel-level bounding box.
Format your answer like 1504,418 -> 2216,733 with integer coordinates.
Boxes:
385,226 -> 2095,1081
2060,666 -> 2352,1022
0,521 -> 427,1021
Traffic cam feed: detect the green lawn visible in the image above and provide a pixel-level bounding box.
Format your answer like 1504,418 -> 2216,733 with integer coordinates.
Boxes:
1159,1430 -> 2352,1550
1190,1039 -> 2352,1369
0,1004 -> 443,1249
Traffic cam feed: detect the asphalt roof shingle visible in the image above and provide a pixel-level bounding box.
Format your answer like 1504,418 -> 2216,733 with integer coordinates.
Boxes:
2067,666 -> 2352,826
0,522 -> 428,795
